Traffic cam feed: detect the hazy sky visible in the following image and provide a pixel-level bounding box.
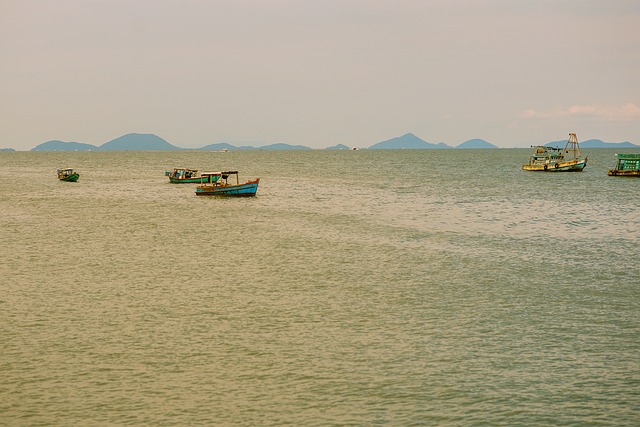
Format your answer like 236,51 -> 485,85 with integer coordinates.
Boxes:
2,0 -> 639,150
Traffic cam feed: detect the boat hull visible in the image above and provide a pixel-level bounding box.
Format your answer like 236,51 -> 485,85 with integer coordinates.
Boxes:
195,179 -> 259,197
522,159 -> 587,172
608,169 -> 640,177
59,173 -> 80,182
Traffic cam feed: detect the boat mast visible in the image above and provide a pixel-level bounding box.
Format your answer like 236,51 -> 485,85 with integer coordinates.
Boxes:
564,133 -> 581,160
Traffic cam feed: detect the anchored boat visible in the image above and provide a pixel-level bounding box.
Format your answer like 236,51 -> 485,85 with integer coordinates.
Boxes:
57,168 -> 79,182
195,171 -> 259,197
166,168 -> 221,184
522,133 -> 587,172
608,153 -> 640,177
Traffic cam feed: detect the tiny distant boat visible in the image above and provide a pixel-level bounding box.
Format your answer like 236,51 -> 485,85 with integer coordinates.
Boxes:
522,133 -> 587,172
608,153 -> 640,177
57,168 -> 79,182
166,168 -> 221,184
195,171 -> 259,197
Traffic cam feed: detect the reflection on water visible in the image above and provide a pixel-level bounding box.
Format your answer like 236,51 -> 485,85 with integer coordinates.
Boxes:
1,149 -> 638,425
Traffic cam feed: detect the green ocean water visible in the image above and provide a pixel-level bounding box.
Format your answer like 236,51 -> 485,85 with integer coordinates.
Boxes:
1,149 -> 639,425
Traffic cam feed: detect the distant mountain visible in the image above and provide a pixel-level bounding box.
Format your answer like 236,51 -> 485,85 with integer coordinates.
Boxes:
32,140 -> 98,151
26,132 -> 640,151
325,144 -> 351,150
1,148 -> 16,152
198,142 -> 256,151
100,133 -> 180,151
30,134 -> 314,151
580,139 -> 639,148
260,143 -> 312,150
456,139 -> 497,149
545,139 -> 567,148
198,142 -> 311,150
545,139 -> 639,148
369,133 -> 451,149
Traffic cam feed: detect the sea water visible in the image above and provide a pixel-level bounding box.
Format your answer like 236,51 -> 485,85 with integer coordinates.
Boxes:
1,149 -> 638,425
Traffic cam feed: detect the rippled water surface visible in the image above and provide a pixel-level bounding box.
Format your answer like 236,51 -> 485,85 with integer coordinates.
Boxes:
1,149 -> 639,425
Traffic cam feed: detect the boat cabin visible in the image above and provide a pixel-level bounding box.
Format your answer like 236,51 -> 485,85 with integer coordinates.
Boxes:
528,146 -> 564,165
57,168 -> 75,177
169,168 -> 198,179
613,154 -> 640,171
199,171 -> 241,186
199,172 -> 222,184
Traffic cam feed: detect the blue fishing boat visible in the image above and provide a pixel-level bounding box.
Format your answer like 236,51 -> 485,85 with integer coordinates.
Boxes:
195,171 -> 259,197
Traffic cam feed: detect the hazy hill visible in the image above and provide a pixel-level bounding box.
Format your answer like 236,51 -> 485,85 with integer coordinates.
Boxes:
198,142 -> 311,150
325,144 -> 351,150
1,148 -> 16,152
32,140 -> 98,151
29,134 -> 312,151
545,139 -> 639,148
580,139 -> 639,148
456,139 -> 497,149
100,133 -> 180,151
31,135 -> 175,151
198,142 -> 256,151
26,132 -> 640,151
369,133 -> 451,149
260,143 -> 312,150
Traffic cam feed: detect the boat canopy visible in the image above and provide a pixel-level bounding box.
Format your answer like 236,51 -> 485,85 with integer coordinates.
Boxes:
198,171 -> 242,184
617,154 -> 640,160
532,145 -> 562,152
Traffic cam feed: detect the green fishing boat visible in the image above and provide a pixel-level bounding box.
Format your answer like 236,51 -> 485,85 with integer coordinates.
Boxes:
608,153 -> 640,177
57,168 -> 79,182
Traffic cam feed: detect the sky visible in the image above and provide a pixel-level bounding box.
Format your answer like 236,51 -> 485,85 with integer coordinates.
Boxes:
1,0 -> 639,150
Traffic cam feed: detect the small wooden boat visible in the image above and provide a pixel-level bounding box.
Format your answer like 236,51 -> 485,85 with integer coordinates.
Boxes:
57,168 -> 79,182
522,133 -> 587,172
195,171 -> 259,197
608,153 -> 640,177
166,168 -> 221,184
